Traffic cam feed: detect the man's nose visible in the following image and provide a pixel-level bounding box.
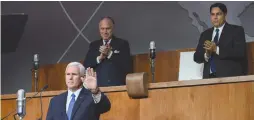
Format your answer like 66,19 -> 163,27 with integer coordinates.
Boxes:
70,75 -> 73,79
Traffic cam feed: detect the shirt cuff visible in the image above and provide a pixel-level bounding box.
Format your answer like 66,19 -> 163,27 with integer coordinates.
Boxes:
83,82 -> 88,89
96,56 -> 101,64
83,83 -> 102,104
216,46 -> 219,55
92,92 -> 102,104
107,50 -> 113,59
204,53 -> 209,62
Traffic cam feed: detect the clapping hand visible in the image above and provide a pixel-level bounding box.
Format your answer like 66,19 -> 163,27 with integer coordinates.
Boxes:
203,40 -> 217,56
99,45 -> 111,56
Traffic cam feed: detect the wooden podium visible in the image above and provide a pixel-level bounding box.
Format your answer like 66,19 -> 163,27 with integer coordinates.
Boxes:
1,75 -> 254,120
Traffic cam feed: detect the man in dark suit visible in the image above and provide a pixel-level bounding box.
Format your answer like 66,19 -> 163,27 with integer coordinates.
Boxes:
46,62 -> 111,120
194,3 -> 247,78
84,17 -> 132,87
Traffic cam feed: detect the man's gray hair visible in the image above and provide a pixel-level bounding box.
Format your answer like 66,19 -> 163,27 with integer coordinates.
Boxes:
66,62 -> 86,76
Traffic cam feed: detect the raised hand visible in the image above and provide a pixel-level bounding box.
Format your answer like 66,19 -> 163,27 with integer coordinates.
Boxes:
83,67 -> 99,93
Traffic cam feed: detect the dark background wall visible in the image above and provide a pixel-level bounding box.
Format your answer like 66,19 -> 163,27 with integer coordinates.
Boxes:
1,1 -> 254,94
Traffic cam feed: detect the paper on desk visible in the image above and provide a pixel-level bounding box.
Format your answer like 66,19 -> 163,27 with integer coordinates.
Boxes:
178,51 -> 204,81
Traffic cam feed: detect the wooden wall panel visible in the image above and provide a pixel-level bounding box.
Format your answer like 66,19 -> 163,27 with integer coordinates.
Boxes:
133,51 -> 182,83
2,81 -> 254,120
1,97 -> 53,120
139,82 -> 254,120
1,99 -> 16,119
247,42 -> 254,74
101,92 -> 140,120
133,54 -> 150,81
32,63 -> 67,91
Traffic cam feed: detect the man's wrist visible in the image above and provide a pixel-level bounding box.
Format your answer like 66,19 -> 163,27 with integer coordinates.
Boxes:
107,50 -> 113,59
213,47 -> 217,53
205,52 -> 210,57
91,87 -> 100,94
98,54 -> 106,60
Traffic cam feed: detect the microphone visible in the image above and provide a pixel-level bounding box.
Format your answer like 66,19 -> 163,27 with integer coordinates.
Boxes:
16,89 -> 26,119
33,54 -> 39,92
34,54 -> 39,70
149,41 -> 156,59
1,85 -> 48,120
149,41 -> 156,83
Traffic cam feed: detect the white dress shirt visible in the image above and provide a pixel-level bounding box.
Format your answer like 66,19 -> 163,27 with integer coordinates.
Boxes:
103,39 -> 112,45
66,87 -> 82,112
66,87 -> 102,113
204,23 -> 225,62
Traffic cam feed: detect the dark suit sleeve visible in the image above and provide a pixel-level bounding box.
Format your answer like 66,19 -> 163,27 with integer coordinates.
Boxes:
84,42 -> 99,68
109,40 -> 133,74
95,93 -> 111,114
219,26 -> 246,60
194,32 -> 206,63
46,98 -> 54,120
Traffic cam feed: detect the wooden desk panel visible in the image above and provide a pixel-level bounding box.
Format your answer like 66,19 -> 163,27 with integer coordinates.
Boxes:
2,76 -> 254,120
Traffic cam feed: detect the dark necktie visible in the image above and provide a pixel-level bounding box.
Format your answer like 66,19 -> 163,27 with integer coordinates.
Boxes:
210,28 -> 220,73
104,40 -> 109,45
213,29 -> 219,44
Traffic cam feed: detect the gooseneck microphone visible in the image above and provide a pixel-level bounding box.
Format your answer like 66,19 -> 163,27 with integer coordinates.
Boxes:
149,41 -> 156,59
17,89 -> 26,120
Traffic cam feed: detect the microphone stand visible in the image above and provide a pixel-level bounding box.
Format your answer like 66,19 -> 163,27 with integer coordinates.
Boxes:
13,113 -> 17,120
34,69 -> 38,92
19,117 -> 23,120
12,114 -> 23,120
38,90 -> 43,120
150,58 -> 155,83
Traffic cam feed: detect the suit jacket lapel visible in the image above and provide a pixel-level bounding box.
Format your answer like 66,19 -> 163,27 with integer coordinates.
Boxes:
207,28 -> 213,41
60,92 -> 68,120
99,39 -> 104,46
110,36 -> 117,50
218,22 -> 229,45
71,87 -> 90,120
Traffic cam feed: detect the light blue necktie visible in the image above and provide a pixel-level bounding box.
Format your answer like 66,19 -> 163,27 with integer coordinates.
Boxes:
67,94 -> 76,120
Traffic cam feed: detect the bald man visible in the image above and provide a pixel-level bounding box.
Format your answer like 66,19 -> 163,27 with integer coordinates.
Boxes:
84,17 -> 132,87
